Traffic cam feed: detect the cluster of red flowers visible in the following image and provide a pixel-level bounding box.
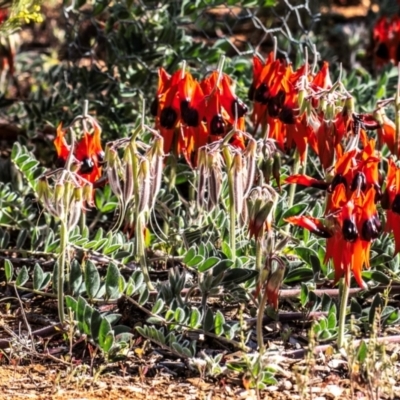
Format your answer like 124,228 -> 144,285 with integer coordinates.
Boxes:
247,51 -> 400,289
54,122 -> 104,184
373,14 -> 400,67
150,67 -> 247,166
286,148 -> 400,289
249,53 -> 334,166
285,139 -> 383,288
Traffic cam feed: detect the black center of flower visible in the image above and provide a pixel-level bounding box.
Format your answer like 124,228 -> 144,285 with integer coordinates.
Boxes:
392,193 -> 400,214
210,114 -> 225,135
160,107 -> 178,129
381,189 -> 390,210
254,83 -> 270,104
231,98 -> 248,118
80,157 -> 94,174
361,217 -> 380,241
376,42 -> 390,60
97,151 -> 105,164
279,107 -> 295,124
342,219 -> 358,242
328,174 -> 347,193
350,171 -> 367,192
180,100 -> 199,127
268,90 -> 286,118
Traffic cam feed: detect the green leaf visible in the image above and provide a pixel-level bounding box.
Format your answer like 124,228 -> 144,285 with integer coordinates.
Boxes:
280,203 -> 308,225
16,230 -> 28,249
4,259 -> 13,283
103,244 -> 121,255
327,304 -> 337,330
362,270 -> 390,285
16,266 -> 29,287
221,241 -> 233,259
174,307 -> 186,324
85,260 -> 101,299
138,286 -> 149,305
203,308 -> 214,332
125,276 -> 135,296
300,283 -> 309,307
198,257 -> 220,273
69,259 -> 83,296
183,246 -> 196,264
151,298 -> 165,315
77,296 -> 88,334
186,255 -> 204,267
189,308 -> 201,329
91,310 -> 102,343
105,262 -> 121,300
284,267 -> 313,284
65,296 -> 78,314
214,310 -> 225,336
98,317 -> 113,351
101,332 -> 115,353
83,304 -> 93,335
33,263 -> 44,291
357,340 -> 368,363
221,269 -> 258,285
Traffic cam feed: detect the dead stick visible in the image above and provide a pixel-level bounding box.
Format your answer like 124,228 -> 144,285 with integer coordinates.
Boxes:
246,311 -> 328,326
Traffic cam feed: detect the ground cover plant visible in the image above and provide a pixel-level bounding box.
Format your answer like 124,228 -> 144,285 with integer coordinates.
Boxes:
1,0 -> 400,399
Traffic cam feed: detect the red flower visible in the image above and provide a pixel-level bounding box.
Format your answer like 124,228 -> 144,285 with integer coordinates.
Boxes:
384,159 -> 400,254
53,121 -> 104,184
153,67 -> 247,166
54,123 -> 70,166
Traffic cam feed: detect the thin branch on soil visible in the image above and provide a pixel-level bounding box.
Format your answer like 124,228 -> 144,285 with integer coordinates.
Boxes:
245,311 -> 328,327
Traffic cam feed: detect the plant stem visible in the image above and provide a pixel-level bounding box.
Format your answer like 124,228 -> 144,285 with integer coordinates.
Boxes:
337,272 -> 350,349
58,220 -> 68,324
285,149 -> 301,233
223,147 -> 236,262
79,210 -> 86,233
136,212 -> 154,291
395,62 -> 400,158
255,237 -> 263,273
256,284 -> 269,353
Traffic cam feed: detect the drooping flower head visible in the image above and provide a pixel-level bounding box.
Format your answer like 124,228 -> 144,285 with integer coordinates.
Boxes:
152,66 -> 248,167
53,119 -> 104,185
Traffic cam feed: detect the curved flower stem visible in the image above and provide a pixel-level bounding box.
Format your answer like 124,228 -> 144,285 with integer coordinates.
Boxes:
255,236 -> 263,273
136,212 -> 154,291
285,149 -> 301,233
337,271 -> 350,349
223,147 -> 236,262
256,284 -> 269,353
395,62 -> 400,158
58,220 -> 68,324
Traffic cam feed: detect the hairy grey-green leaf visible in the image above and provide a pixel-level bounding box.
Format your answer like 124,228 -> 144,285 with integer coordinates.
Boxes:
4,259 -> 13,283
33,263 -> 44,291
16,266 -> 29,287
105,262 -> 121,300
84,260 -> 101,300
